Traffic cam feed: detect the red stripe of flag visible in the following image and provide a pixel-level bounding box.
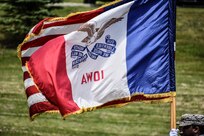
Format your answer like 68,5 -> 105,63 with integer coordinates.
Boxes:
23,72 -> 30,81
21,57 -> 30,66
43,8 -> 104,29
21,35 -> 62,51
29,101 -> 59,120
25,86 -> 40,98
32,18 -> 51,35
27,35 -> 80,116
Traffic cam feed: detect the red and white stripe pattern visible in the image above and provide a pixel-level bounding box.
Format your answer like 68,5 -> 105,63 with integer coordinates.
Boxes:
18,0 -> 176,120
19,8 -> 105,119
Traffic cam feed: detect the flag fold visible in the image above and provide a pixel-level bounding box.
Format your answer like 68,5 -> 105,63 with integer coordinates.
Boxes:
18,0 -> 176,120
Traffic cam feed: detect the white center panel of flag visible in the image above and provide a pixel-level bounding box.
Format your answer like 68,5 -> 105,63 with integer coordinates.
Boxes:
64,1 -> 134,108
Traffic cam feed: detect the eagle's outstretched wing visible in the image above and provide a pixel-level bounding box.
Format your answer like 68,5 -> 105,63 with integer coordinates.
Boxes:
77,16 -> 124,44
95,17 -> 124,41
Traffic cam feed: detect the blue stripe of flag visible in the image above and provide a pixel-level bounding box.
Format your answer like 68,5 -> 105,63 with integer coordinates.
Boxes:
126,0 -> 176,95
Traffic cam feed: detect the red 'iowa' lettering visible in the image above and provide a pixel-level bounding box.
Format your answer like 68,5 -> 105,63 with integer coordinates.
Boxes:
81,70 -> 104,84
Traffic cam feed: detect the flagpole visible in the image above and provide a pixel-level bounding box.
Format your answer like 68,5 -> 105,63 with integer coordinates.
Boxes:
170,0 -> 177,130
170,96 -> 176,129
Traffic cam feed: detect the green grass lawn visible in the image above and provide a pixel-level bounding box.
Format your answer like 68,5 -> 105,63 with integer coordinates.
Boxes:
0,6 -> 204,136
176,7 -> 204,115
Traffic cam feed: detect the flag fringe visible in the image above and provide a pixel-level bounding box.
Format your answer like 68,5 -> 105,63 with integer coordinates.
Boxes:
27,57 -> 176,120
24,35 -> 176,120
142,92 -> 176,99
62,93 -> 175,119
30,110 -> 60,121
30,92 -> 175,120
99,0 -> 122,8
25,62 -> 41,92
18,0 -> 177,121
17,33 -> 35,59
17,0 -> 124,59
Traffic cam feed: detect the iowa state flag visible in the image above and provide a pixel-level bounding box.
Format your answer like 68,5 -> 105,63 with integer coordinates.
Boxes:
18,0 -> 176,120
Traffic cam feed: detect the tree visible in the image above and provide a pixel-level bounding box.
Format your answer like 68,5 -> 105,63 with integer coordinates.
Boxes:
84,0 -> 96,4
0,0 -> 62,48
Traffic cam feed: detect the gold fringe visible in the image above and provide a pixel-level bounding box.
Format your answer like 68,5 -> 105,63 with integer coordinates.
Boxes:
48,0 -> 123,22
99,0 -> 122,8
18,0 -> 177,120
30,94 -> 174,120
62,92 -> 176,119
17,33 -> 36,59
30,110 -> 60,121
142,97 -> 174,104
29,92 -> 176,120
47,11 -> 90,22
16,0 -> 124,59
27,60 -> 176,121
25,62 -> 64,121
25,62 -> 41,92
24,62 -> 59,121
142,92 -> 176,98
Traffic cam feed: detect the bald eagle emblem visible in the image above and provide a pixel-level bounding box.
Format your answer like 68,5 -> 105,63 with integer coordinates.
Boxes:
71,16 -> 124,69
78,17 -> 124,45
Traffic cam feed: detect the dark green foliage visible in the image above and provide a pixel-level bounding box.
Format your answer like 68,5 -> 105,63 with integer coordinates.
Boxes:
50,0 -> 63,3
0,0 -> 62,48
0,7 -> 204,136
